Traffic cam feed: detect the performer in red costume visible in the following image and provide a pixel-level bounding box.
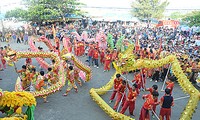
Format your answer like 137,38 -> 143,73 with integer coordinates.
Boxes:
112,48 -> 118,62
139,91 -> 159,120
132,70 -> 142,95
77,41 -> 81,56
88,44 -> 94,66
63,66 -> 78,96
16,65 -> 29,90
25,58 -> 32,65
80,39 -> 85,56
104,51 -> 111,72
145,85 -> 160,118
93,47 -> 99,68
94,42 -> 99,51
109,74 -> 123,103
166,77 -> 174,95
74,66 -> 82,86
145,84 -> 158,94
120,83 -> 137,116
141,68 -> 148,89
113,80 -> 127,110
100,49 -> 105,65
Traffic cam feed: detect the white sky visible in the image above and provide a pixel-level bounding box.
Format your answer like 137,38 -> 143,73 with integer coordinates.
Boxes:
0,0 -> 23,13
0,0 -> 199,13
79,0 -> 200,9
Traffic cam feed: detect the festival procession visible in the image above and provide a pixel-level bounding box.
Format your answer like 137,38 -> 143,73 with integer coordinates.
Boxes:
0,0 -> 200,120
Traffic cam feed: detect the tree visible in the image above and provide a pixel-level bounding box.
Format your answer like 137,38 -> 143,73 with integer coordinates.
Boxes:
182,11 -> 200,27
131,0 -> 169,20
170,12 -> 183,20
5,8 -> 28,20
5,0 -> 85,22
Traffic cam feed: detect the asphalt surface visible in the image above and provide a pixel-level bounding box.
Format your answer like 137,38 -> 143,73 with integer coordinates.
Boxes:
0,41 -> 199,120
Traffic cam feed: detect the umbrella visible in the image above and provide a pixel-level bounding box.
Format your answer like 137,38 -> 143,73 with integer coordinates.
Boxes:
181,26 -> 190,31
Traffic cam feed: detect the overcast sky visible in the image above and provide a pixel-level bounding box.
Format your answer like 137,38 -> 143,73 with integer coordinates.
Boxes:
79,0 -> 200,9
0,0 -> 200,13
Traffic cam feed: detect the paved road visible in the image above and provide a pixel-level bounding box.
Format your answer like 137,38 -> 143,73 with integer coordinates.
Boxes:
0,41 -> 199,120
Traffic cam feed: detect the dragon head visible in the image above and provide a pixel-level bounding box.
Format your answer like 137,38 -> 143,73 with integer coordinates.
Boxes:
61,53 -> 73,61
7,50 -> 17,62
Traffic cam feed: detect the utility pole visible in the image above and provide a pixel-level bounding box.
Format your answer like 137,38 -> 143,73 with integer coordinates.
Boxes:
0,6 -> 5,41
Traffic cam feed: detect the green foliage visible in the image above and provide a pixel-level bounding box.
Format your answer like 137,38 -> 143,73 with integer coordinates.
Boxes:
170,12 -> 183,20
5,0 -> 85,21
5,8 -> 28,20
182,11 -> 200,27
131,0 -> 169,19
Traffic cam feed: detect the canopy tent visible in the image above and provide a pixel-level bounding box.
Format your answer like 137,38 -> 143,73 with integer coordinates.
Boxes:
64,14 -> 82,19
119,17 -> 140,22
150,18 -> 159,24
191,26 -> 200,33
0,14 -> 4,20
91,16 -> 139,22
179,25 -> 190,31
